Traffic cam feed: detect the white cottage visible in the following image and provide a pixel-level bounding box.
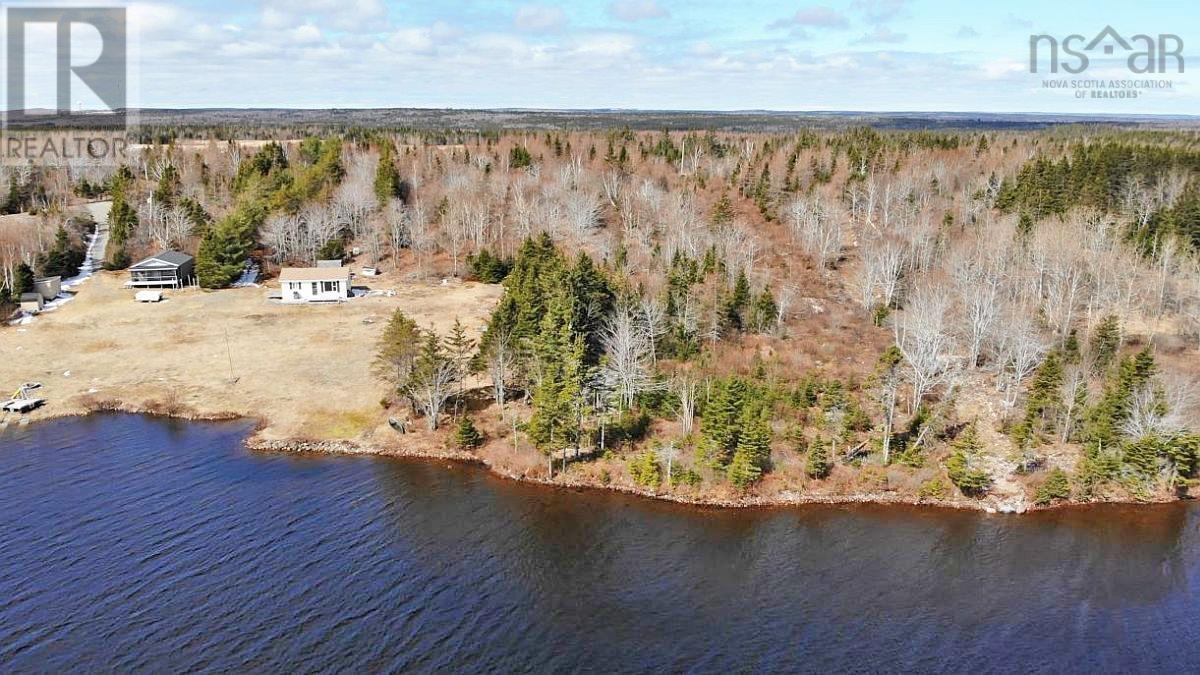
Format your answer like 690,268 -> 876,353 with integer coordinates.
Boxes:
279,266 -> 352,304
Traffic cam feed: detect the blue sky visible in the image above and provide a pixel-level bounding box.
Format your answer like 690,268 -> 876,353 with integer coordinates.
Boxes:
108,0 -> 1198,112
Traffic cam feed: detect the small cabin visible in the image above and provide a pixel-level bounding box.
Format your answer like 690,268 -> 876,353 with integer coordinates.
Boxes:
279,266 -> 352,304
129,251 -> 195,288
33,276 -> 60,301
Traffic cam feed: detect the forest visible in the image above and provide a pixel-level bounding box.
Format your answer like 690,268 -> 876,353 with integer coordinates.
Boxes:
3,122 -> 1200,509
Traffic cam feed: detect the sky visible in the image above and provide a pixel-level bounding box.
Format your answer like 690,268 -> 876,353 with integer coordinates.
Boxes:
9,0 -> 1200,113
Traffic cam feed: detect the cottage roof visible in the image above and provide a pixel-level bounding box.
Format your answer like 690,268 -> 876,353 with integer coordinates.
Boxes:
279,267 -> 350,282
131,251 -> 194,270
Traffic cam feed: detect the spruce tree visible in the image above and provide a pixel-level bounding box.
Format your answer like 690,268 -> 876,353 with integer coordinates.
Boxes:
629,450 -> 662,487
946,423 -> 992,497
374,140 -> 401,204
751,288 -> 778,333
373,310 -> 422,393
805,436 -> 832,479
1090,315 -> 1121,373
15,263 -> 34,295
729,408 -> 771,487
721,271 -> 751,332
1013,351 -> 1064,448
454,417 -> 484,449
527,286 -> 587,452
697,377 -> 746,467
1034,468 -> 1071,505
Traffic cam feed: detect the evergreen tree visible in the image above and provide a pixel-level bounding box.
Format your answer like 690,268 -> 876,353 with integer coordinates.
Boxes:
467,248 -> 512,283
1083,347 -> 1156,453
509,145 -> 533,169
317,238 -> 345,261
1012,351 -> 1064,449
946,423 -> 992,497
629,450 -> 662,487
2,175 -> 23,214
1090,315 -> 1121,373
374,140 -> 402,204
107,190 -> 139,247
564,252 -> 615,365
15,262 -> 34,294
153,164 -> 180,207
750,288 -> 778,333
721,271 -> 751,332
454,417 -> 484,449
805,435 -> 832,479
373,310 -> 422,394
729,408 -> 770,487
527,287 -> 587,452
194,232 -> 224,289
711,193 -> 734,226
195,205 -> 262,289
1034,468 -> 1071,505
697,377 -> 747,467
38,226 -> 83,279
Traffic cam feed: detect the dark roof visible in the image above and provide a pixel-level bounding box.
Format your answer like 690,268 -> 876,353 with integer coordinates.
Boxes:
131,251 -> 193,269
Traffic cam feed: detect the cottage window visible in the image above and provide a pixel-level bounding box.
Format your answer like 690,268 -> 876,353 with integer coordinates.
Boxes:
322,281 -> 338,293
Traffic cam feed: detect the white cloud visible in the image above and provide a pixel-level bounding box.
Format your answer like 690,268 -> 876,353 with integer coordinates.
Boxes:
607,0 -> 669,22
514,4 -> 567,33
853,26 -> 907,44
384,23 -> 463,55
290,23 -> 323,44
980,58 -> 1025,80
260,7 -> 300,30
770,6 -> 849,30
127,3 -> 189,36
851,0 -> 911,24
259,0 -> 387,33
572,33 -> 637,58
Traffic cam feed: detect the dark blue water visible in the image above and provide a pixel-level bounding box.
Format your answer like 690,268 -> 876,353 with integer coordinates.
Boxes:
1,415 -> 1198,673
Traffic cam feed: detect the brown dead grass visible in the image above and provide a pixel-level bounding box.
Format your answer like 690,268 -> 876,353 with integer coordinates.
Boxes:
0,270 -> 502,441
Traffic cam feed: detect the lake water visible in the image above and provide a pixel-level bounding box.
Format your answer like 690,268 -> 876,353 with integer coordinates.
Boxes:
2,414 -> 1198,673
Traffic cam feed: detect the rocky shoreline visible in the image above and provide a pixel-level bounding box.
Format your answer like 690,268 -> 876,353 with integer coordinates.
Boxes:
237,422 -> 1185,515
4,407 -> 1186,514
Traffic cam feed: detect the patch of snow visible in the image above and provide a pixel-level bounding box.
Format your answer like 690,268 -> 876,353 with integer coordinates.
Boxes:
231,260 -> 260,287
9,201 -> 111,326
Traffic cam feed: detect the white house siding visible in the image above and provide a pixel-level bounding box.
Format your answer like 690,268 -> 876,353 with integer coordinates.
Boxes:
279,274 -> 351,304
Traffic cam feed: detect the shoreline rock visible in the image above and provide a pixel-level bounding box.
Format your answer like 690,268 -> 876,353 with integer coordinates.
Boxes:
5,409 -> 1188,514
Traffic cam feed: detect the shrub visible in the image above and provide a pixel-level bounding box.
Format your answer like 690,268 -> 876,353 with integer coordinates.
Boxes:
467,248 -> 512,283
509,146 -> 533,169
454,417 -> 484,450
917,478 -> 948,502
1034,468 -> 1072,505
317,238 -> 345,261
669,467 -> 702,487
629,450 -> 661,487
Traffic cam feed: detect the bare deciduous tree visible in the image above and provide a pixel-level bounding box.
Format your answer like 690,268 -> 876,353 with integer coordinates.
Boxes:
788,196 -> 843,271
893,284 -> 959,412
600,303 -> 661,410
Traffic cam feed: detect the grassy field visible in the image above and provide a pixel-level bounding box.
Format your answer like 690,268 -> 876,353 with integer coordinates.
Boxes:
0,270 -> 501,441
